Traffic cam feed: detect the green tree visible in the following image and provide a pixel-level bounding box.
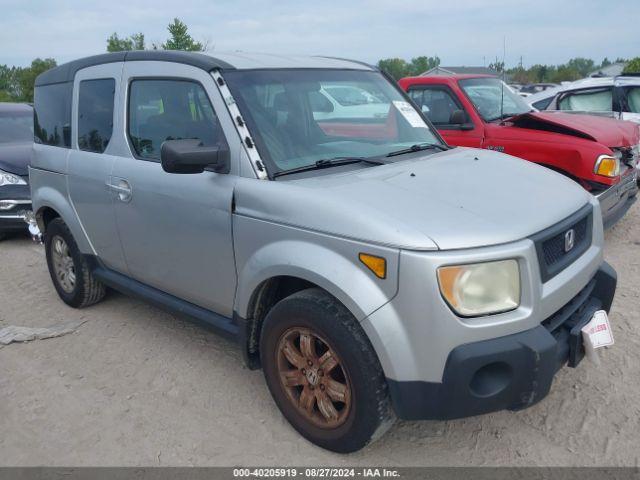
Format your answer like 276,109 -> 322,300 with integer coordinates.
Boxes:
549,64 -> 581,83
509,67 -> 531,84
161,18 -> 203,51
18,58 -> 57,102
107,32 -> 145,52
565,57 -> 595,77
522,64 -> 545,82
377,58 -> 410,80
130,33 -> 145,50
623,57 -> 640,74
0,90 -> 15,102
0,65 -> 12,92
408,56 -> 440,76
0,64 -> 20,100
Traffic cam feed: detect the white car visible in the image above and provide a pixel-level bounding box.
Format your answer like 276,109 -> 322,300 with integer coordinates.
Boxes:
311,85 -> 389,120
527,76 -> 640,124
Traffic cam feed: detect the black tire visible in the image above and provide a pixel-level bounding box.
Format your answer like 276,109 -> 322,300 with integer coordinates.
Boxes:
260,288 -> 395,453
44,217 -> 106,308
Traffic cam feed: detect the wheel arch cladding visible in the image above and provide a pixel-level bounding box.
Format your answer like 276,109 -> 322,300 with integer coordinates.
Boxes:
33,192 -> 93,254
235,238 -> 399,319
233,235 -> 400,369
36,206 -> 60,231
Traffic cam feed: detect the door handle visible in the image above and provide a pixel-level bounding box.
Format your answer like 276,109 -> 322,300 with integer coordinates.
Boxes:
107,178 -> 132,203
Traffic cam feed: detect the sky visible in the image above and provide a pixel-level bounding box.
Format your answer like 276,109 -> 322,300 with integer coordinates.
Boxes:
1,0 -> 638,69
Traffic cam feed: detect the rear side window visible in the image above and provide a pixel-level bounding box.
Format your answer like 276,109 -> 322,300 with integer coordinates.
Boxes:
78,79 -> 115,153
558,88 -> 613,112
128,79 -> 224,161
34,82 -> 72,147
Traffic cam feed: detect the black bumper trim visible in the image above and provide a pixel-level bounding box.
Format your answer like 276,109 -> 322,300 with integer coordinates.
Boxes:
387,262 -> 617,421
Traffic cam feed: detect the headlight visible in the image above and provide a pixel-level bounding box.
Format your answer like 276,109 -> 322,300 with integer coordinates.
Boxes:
0,169 -> 27,186
594,154 -> 620,178
437,259 -> 520,317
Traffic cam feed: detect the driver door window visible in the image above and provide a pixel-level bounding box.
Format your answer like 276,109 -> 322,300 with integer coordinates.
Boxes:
408,88 -> 464,126
128,79 -> 225,160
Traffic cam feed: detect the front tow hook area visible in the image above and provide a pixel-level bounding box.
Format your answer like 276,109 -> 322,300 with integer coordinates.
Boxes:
22,210 -> 43,243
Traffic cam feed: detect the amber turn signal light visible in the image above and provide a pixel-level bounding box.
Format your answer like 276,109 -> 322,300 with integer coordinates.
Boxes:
594,155 -> 619,178
359,253 -> 387,279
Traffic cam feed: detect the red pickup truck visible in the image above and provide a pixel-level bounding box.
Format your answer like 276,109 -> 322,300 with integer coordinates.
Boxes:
399,74 -> 639,228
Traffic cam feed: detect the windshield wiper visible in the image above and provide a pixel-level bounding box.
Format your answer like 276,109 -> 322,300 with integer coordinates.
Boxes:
386,142 -> 449,158
272,157 -> 386,179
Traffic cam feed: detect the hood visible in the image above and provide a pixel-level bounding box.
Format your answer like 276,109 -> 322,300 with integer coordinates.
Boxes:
234,148 -> 592,251
511,112 -> 640,147
0,142 -> 32,176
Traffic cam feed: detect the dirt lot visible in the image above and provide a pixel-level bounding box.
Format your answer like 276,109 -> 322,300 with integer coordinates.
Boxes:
1,204 -> 639,467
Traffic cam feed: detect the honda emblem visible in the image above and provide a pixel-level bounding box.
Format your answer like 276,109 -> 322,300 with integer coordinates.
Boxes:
564,229 -> 575,252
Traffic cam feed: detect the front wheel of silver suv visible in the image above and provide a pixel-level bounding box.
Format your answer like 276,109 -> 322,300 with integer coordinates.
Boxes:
44,218 -> 106,308
260,288 -> 396,453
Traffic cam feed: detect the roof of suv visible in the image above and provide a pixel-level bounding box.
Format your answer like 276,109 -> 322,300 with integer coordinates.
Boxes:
35,51 -> 375,87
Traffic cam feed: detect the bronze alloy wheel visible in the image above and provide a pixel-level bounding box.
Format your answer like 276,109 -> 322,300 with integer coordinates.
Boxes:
260,288 -> 395,452
276,327 -> 352,429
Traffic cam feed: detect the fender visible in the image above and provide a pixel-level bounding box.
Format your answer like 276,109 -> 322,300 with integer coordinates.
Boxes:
29,167 -> 94,255
233,215 -> 400,322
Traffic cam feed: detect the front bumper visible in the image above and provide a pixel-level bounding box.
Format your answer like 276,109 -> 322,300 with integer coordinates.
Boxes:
597,170 -> 638,230
0,183 -> 32,233
387,262 -> 617,421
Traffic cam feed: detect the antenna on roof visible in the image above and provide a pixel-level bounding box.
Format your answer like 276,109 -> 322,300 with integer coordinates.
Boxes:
500,36 -> 506,123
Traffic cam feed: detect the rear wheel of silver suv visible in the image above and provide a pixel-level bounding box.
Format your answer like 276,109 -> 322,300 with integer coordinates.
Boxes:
260,288 -> 395,453
44,218 -> 106,308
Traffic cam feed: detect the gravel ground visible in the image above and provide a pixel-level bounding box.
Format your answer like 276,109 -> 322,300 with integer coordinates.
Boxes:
0,203 -> 639,467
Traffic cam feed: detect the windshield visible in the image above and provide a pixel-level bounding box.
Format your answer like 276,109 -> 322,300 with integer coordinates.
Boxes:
0,112 -> 33,144
459,77 -> 532,121
223,69 -> 442,175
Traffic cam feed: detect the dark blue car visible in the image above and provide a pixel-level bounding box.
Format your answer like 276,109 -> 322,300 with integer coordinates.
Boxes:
0,102 -> 32,239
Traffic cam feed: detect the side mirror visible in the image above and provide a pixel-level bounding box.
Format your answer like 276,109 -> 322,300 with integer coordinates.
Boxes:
449,110 -> 474,131
161,139 -> 230,175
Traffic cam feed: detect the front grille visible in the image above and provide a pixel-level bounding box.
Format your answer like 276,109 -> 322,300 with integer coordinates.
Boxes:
530,204 -> 593,282
541,215 -> 588,267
